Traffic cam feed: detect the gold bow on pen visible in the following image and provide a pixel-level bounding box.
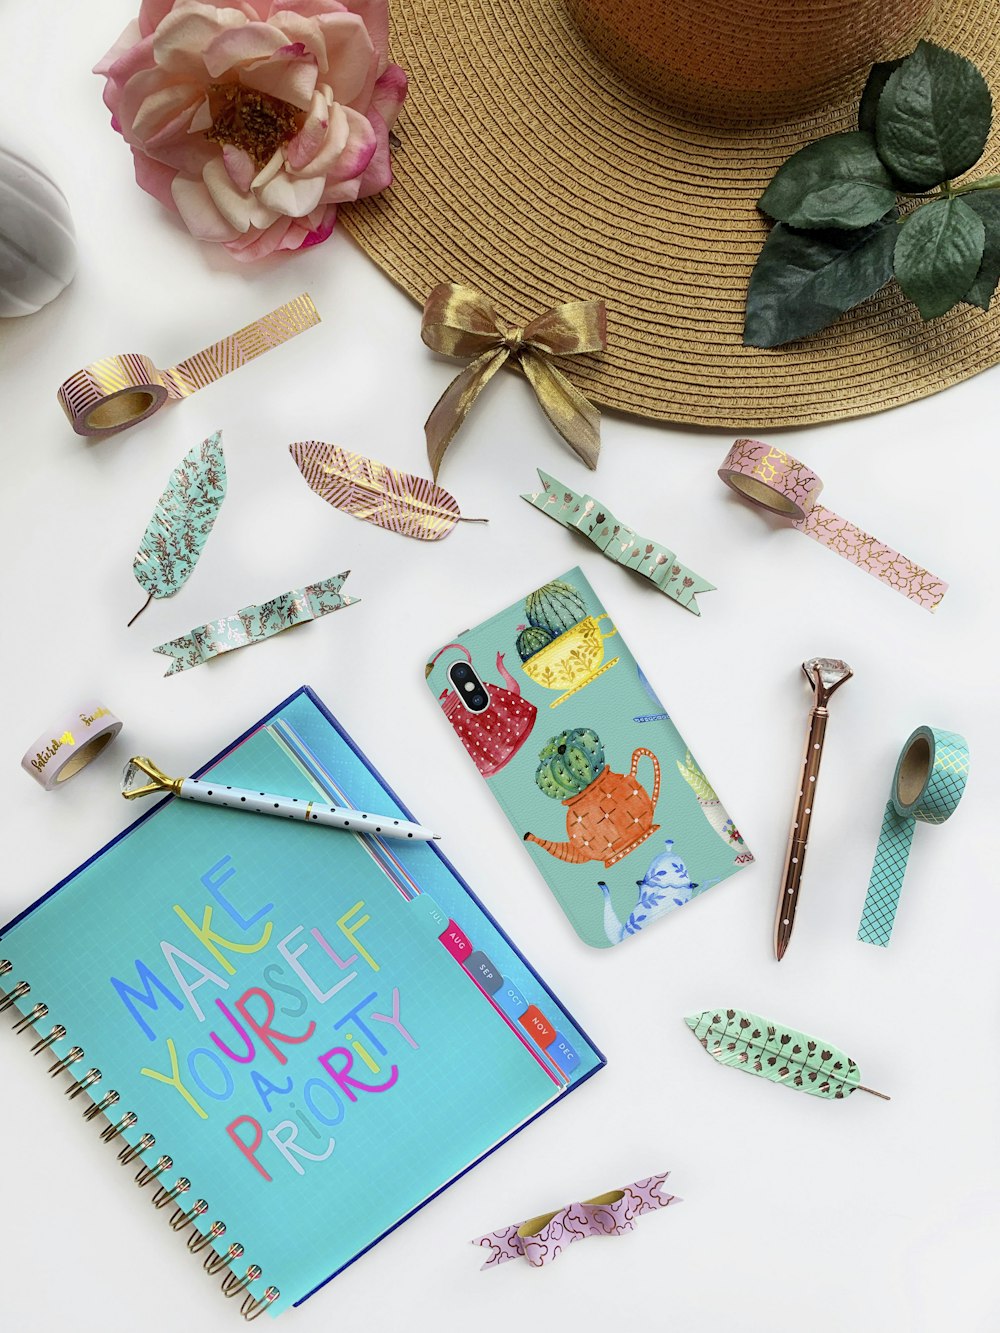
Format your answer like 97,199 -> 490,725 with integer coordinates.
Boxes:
421,283 -> 607,478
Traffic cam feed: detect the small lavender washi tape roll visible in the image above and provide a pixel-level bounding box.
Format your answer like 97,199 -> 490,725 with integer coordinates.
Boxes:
21,703 -> 123,790
718,439 -> 948,611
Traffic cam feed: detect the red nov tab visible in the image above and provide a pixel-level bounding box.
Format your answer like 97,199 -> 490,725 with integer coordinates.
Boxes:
519,1005 -> 556,1048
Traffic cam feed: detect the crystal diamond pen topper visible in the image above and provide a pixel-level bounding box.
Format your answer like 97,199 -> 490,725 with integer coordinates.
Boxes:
774,658 -> 853,961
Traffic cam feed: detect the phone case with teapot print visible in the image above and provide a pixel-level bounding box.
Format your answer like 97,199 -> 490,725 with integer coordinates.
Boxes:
425,566 -> 754,948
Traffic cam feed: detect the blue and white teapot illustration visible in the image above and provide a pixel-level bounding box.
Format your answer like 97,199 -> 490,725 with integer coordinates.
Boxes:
597,839 -> 699,945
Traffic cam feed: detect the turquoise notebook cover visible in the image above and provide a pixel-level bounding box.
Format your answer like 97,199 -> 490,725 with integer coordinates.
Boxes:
0,687 -> 604,1316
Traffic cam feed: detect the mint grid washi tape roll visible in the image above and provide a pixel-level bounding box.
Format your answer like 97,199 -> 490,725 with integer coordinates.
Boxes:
858,726 -> 970,947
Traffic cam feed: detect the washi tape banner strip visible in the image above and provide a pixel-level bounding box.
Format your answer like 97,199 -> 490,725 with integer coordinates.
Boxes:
718,440 -> 947,611
858,726 -> 969,947
58,293 -> 320,438
473,1173 -> 677,1269
522,469 -> 715,614
153,572 -> 357,676
21,703 -> 122,789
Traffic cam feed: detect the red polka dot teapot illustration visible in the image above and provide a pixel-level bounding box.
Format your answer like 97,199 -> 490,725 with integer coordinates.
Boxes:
427,643 -> 537,778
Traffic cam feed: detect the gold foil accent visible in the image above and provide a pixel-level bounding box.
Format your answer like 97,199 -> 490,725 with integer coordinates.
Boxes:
421,283 -> 606,477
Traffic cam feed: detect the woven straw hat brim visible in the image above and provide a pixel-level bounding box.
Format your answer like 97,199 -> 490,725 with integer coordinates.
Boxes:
343,0 -> 1000,429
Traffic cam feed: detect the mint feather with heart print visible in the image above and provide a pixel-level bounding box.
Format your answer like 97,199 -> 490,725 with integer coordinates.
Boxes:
130,431 -> 226,626
685,1009 -> 889,1100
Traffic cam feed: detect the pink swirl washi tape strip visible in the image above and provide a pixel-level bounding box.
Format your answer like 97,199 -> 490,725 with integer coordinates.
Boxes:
57,294 -> 320,439
472,1172 -> 678,1269
718,439 -> 947,611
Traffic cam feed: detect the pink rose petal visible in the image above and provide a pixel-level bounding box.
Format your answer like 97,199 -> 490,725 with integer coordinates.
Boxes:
224,214 -> 296,260
154,4 -> 249,75
300,201 -> 338,246
95,24 -> 148,82
132,82 -> 203,143
315,12 -> 375,105
370,62 -> 407,130
298,103 -> 374,180
269,0 -> 349,20
257,168 -> 325,216
354,105 -> 390,197
285,90 -> 343,170
222,143 -> 256,191
266,10 -> 328,68
203,21 -> 289,77
204,154 -> 279,229
171,173 -> 243,240
240,47 -> 318,108
131,148 -> 180,210
340,0 -> 388,68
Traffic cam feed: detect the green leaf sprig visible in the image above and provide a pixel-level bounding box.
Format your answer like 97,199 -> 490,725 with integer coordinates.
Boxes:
745,41 -> 1000,347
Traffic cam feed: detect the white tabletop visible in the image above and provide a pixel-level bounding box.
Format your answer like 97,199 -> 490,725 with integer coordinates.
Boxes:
2,4 -> 998,1330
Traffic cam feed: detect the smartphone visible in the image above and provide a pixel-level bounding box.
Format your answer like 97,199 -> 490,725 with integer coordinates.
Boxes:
425,566 -> 753,948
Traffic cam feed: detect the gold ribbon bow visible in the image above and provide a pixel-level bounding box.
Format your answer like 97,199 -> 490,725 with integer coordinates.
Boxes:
421,283 -> 607,478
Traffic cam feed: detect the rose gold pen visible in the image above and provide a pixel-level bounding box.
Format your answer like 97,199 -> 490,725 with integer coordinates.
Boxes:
774,658 -> 853,961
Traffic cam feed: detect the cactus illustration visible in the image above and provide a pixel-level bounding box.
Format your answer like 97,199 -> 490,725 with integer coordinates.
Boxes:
516,623 -> 555,662
676,750 -> 751,859
535,728 -> 606,800
525,579 -> 588,636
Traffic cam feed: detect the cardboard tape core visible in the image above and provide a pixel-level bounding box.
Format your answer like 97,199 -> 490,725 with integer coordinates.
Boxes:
55,730 -> 117,782
724,471 -> 803,517
896,734 -> 932,805
85,389 -> 160,432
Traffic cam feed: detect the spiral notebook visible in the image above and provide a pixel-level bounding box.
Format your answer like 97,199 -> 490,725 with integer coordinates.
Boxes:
0,687 -> 604,1319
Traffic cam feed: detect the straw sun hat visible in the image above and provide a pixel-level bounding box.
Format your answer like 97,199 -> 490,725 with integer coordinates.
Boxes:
342,0 -> 1000,428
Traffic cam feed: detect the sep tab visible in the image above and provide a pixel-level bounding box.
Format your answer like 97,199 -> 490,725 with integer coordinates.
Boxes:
465,951 -> 502,995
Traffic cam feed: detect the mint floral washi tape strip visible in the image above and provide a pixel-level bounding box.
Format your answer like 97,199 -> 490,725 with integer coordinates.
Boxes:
718,439 -> 948,611
153,573 -> 357,676
522,469 -> 715,614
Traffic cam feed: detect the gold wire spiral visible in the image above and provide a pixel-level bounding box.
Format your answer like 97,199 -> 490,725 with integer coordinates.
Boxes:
3,956 -> 275,1315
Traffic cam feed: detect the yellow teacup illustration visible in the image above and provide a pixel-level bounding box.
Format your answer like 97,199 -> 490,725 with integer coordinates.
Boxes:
520,614 -> 620,708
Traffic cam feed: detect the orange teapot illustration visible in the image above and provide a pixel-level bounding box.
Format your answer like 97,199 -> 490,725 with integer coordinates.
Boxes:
524,727 -> 661,868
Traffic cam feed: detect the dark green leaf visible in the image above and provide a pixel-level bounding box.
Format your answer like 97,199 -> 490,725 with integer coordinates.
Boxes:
744,215 -> 898,347
876,41 -> 993,189
962,191 -> 1000,309
758,131 -> 897,230
858,59 -> 904,134
894,197 -> 985,318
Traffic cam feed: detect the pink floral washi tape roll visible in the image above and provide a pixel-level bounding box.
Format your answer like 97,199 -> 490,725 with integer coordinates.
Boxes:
21,703 -> 123,790
718,439 -> 948,612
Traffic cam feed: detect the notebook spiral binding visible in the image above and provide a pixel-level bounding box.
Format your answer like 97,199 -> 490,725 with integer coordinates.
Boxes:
1,958 -> 279,1321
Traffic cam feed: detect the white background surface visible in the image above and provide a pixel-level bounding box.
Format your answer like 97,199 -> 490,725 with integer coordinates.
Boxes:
2,4 -> 998,1330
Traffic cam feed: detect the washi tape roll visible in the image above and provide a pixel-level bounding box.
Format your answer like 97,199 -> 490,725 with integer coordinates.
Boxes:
57,293 -> 319,438
858,726 -> 970,947
21,703 -> 123,790
718,439 -> 948,611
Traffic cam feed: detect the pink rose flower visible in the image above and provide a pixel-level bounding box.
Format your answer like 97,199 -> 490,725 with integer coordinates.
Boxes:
95,0 -> 407,261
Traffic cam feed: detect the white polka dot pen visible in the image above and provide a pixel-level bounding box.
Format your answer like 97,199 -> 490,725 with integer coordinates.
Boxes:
120,756 -> 439,842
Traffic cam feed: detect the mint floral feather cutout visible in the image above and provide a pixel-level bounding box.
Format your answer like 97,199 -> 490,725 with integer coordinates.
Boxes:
685,1009 -> 890,1101
129,431 -> 227,626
